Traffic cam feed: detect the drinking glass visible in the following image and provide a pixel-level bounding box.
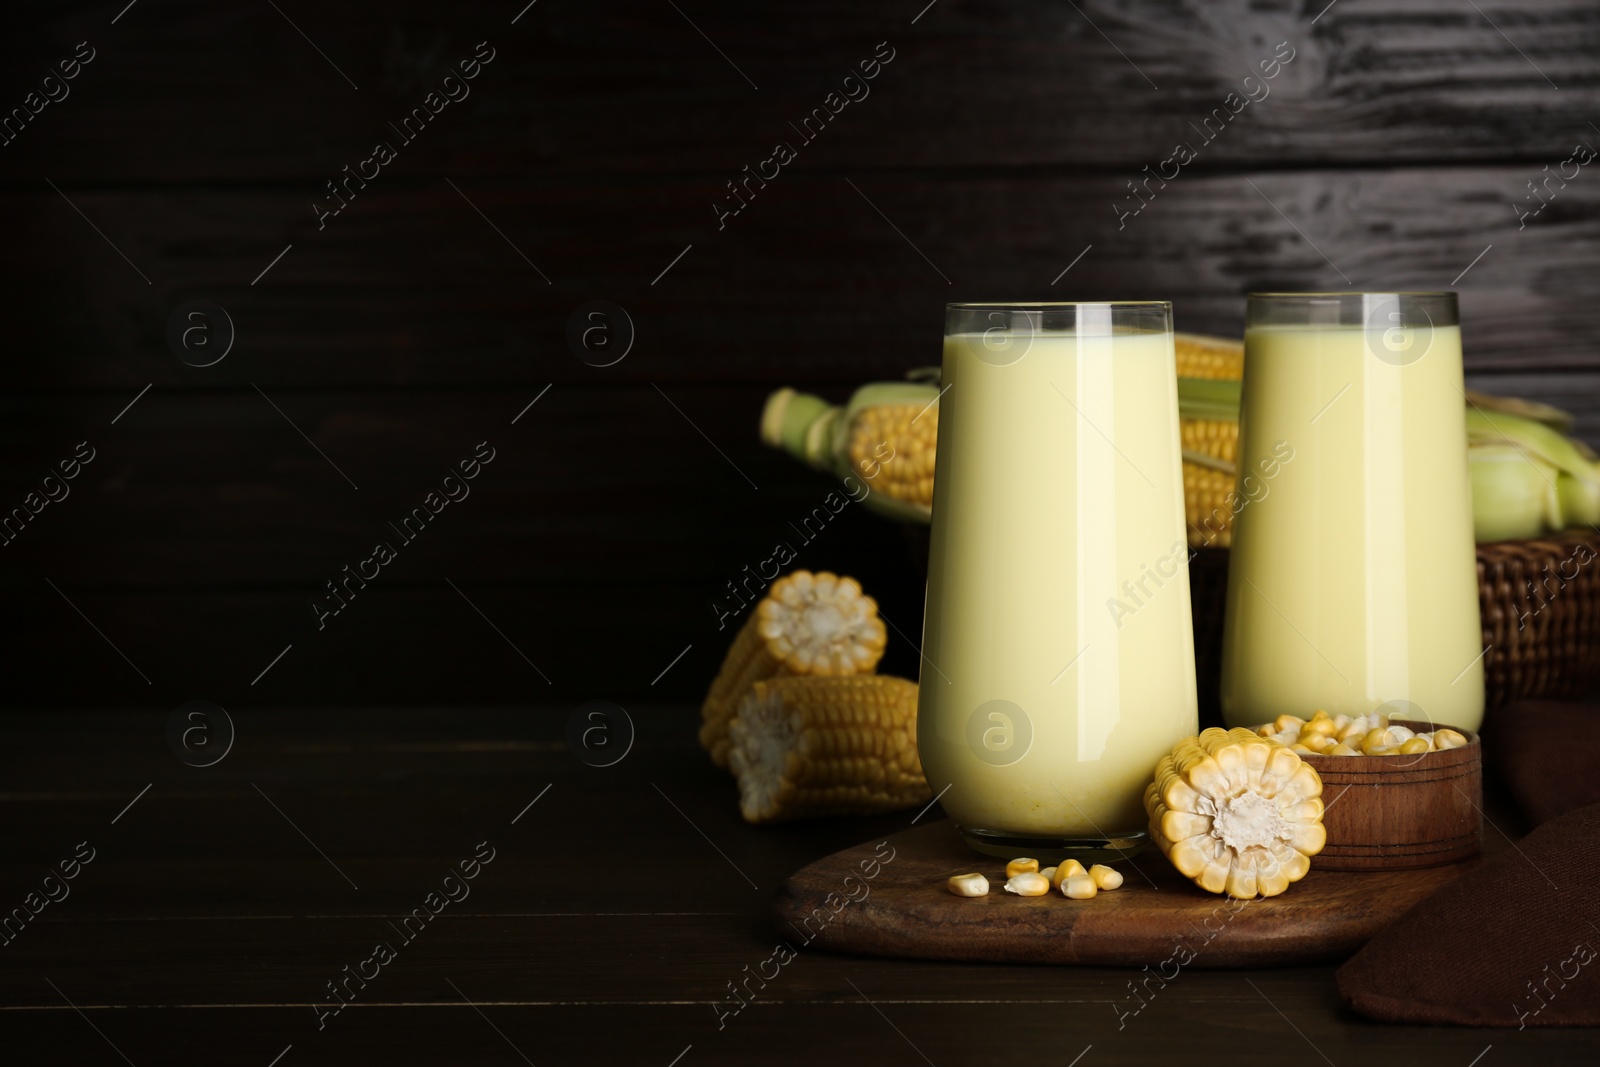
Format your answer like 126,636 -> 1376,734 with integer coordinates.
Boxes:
917,302 -> 1198,860
1220,292 -> 1484,732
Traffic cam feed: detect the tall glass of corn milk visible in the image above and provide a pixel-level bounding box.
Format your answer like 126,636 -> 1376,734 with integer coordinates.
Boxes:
917,302 -> 1198,860
1221,292 -> 1484,733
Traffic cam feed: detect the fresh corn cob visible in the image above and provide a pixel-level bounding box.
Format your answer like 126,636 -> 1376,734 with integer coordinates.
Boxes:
700,571 -> 887,769
727,675 -> 931,824
1175,336 -> 1246,548
1145,727 -> 1326,899
761,381 -> 941,521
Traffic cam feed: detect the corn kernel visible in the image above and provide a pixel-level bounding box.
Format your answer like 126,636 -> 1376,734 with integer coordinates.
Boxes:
1435,728 -> 1468,750
1089,864 -> 1123,890
1062,874 -> 1098,899
1005,858 -> 1039,879
1050,858 -> 1086,889
1039,866 -> 1057,884
1397,737 -> 1431,755
947,872 -> 989,897
1005,872 -> 1050,897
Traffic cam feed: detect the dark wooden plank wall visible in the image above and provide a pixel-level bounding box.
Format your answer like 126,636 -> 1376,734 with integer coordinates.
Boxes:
2,0 -> 1598,707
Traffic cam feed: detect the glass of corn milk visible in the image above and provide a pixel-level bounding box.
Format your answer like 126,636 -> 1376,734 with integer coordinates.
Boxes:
917,302 -> 1199,860
1221,292 -> 1484,733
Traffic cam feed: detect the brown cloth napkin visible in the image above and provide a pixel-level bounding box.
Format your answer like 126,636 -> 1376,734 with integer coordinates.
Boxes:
1486,699 -> 1600,826
1336,698 -> 1600,1027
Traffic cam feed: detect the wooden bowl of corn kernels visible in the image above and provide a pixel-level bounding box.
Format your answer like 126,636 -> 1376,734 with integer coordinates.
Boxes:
1295,720 -> 1483,871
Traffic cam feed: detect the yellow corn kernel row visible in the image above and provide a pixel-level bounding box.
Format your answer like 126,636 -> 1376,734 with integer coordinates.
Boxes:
1175,333 -> 1245,381
700,571 -> 887,768
1255,710 -> 1470,756
727,675 -> 931,824
847,401 -> 937,509
947,857 -> 1124,899
1183,457 -> 1238,548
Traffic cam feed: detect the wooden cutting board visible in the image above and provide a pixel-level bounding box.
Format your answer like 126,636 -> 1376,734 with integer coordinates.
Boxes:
773,820 -> 1474,967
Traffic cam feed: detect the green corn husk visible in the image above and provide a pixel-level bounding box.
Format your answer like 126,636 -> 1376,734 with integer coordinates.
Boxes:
1559,470 -> 1600,530
1464,389 -> 1574,434
1177,377 -> 1242,421
1465,407 -> 1595,481
1469,445 -> 1562,543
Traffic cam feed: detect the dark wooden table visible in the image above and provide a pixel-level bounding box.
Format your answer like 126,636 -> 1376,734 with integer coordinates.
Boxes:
1,706 -> 1594,1065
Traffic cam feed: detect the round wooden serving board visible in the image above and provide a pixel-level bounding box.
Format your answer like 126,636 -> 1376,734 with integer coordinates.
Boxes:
774,821 -> 1475,967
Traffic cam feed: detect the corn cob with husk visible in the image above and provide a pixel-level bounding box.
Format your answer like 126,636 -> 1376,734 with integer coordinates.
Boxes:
700,570 -> 887,769
759,339 -> 1600,545
760,381 -> 941,522
1465,396 -> 1600,539
728,675 -> 930,823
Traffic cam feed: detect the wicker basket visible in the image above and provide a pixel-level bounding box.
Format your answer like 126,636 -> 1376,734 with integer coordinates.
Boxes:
908,528 -> 1600,727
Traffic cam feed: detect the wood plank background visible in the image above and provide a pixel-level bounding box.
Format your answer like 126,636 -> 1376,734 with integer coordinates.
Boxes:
2,0 -> 1598,707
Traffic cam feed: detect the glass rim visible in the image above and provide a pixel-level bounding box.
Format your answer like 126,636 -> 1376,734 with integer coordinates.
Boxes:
946,300 -> 1172,310
1246,291 -> 1455,299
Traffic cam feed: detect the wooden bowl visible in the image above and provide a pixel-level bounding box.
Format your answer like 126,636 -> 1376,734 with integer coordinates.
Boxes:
1301,721 -> 1482,871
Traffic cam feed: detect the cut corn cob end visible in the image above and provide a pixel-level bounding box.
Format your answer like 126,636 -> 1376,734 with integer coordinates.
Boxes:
699,570 -> 888,768
727,675 -> 931,824
1145,727 -> 1326,899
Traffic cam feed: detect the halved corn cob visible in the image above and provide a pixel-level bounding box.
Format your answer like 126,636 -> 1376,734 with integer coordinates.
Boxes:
727,675 -> 931,824
1145,727 -> 1326,899
699,571 -> 886,769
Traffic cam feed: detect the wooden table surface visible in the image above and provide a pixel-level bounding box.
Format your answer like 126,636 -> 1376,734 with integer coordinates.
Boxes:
2,706 -> 1594,1066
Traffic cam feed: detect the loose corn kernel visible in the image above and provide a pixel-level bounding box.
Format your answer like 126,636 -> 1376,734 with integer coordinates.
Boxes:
1327,743 -> 1359,756
1051,859 -> 1086,889
1274,714 -> 1306,733
1397,737 -> 1431,755
1435,729 -> 1468,750
1062,874 -> 1098,899
1089,864 -> 1123,891
1005,858 -> 1039,879
1039,866 -> 1057,884
1005,872 -> 1050,896
947,872 -> 989,897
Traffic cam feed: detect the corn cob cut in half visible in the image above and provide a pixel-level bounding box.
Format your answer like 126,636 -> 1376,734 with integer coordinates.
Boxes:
1145,727 -> 1326,899
728,675 -> 930,824
699,570 -> 887,769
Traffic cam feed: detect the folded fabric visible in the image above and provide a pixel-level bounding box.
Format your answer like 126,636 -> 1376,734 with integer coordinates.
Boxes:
1487,699 -> 1600,826
1336,802 -> 1600,1027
